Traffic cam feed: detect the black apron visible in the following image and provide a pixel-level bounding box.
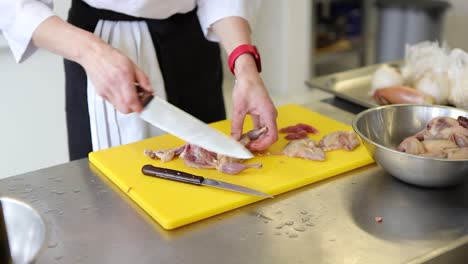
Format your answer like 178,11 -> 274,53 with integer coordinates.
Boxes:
64,0 -> 225,160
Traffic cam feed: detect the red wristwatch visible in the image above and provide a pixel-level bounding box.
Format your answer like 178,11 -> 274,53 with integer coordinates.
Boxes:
228,44 -> 262,76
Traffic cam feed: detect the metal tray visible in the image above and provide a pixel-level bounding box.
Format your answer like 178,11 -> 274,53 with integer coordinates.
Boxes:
306,61 -> 403,108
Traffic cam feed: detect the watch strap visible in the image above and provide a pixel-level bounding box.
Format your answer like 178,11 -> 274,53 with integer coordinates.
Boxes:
228,44 -> 262,75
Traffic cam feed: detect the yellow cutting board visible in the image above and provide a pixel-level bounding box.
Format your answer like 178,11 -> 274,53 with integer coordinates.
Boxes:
89,104 -> 374,229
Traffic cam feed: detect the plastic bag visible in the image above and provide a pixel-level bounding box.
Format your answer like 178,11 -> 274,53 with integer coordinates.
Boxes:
401,41 -> 468,109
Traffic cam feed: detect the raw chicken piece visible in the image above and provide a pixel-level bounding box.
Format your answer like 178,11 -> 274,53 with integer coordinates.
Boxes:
397,115 -> 468,159
416,116 -> 468,140
422,139 -> 458,154
284,130 -> 308,140
216,163 -> 262,175
282,138 -> 325,161
397,137 -> 425,154
144,146 -> 185,162
177,144 -> 263,174
458,116 -> 468,129
144,127 -> 267,175
279,123 -> 319,140
451,133 -> 468,147
445,148 -> 468,159
239,127 -> 268,146
179,144 -> 217,169
372,86 -> 435,105
318,131 -> 360,151
279,123 -> 319,134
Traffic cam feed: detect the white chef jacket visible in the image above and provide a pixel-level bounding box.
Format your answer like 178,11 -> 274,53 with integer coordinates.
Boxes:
0,0 -> 261,63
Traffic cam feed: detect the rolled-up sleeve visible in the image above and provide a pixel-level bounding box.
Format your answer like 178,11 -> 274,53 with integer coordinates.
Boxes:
196,0 -> 261,42
0,0 -> 55,63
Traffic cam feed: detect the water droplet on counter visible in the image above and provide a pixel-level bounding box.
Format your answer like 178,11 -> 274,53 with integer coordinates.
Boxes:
48,242 -> 58,248
274,232 -> 282,235
285,221 -> 294,226
275,224 -> 285,229
54,256 -> 63,260
294,226 -> 306,232
275,210 -> 282,214
55,191 -> 66,195
257,232 -> 263,235
54,178 -> 63,182
30,199 -> 39,203
300,211 -> 308,215
44,209 -> 55,214
58,211 -> 64,215
288,233 -> 298,238
306,223 -> 315,227
73,190 -> 80,193
301,217 -> 310,222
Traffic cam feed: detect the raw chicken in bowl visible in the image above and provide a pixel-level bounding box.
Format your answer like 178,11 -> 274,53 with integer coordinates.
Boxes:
352,104 -> 468,187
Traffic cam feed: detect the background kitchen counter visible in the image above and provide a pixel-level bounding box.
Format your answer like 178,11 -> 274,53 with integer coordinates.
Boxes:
1,96 -> 468,264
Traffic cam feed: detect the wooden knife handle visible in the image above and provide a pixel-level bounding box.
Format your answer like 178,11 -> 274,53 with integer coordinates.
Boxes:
142,165 -> 204,185
135,83 -> 154,108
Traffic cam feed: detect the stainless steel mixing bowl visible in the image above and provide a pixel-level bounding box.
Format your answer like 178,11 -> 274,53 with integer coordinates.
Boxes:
1,197 -> 46,264
352,104 -> 468,187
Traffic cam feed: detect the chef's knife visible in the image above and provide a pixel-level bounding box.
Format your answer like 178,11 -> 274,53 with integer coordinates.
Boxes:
137,85 -> 253,159
142,165 -> 273,198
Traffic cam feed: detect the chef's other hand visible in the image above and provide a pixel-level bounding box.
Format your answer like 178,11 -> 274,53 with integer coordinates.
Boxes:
79,39 -> 153,114
231,54 -> 278,151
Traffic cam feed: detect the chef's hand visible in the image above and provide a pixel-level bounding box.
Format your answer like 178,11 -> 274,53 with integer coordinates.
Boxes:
31,16 -> 153,114
79,38 -> 153,114
231,54 -> 278,151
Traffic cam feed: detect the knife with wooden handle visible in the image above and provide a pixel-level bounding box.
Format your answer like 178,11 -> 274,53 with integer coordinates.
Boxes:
142,165 -> 273,198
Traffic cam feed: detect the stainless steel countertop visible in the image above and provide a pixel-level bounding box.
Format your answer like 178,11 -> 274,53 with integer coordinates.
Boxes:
1,96 -> 468,264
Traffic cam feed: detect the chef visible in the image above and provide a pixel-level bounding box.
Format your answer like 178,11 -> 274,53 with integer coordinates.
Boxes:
0,0 -> 279,160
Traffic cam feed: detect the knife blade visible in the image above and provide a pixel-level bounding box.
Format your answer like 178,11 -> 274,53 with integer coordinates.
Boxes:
142,165 -> 273,198
137,85 -> 253,160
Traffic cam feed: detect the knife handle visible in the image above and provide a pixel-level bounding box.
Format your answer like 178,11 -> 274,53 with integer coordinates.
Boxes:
142,165 -> 204,185
135,83 -> 154,108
